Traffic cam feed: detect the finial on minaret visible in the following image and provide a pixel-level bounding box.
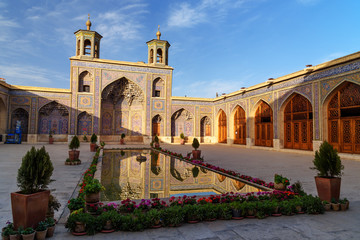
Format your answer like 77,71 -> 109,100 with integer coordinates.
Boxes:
156,25 -> 161,40
86,14 -> 92,30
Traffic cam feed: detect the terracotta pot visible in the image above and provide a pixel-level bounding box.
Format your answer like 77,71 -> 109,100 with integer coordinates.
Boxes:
103,220 -> 113,230
85,192 -> 100,203
274,182 -> 286,190
295,206 -> 302,213
9,234 -> 20,240
232,209 -> 242,218
49,137 -> 53,144
21,232 -> 35,240
314,177 -> 341,202
68,150 -> 80,161
340,203 -> 347,211
2,235 -> 10,240
346,201 -> 350,209
154,143 -> 160,148
120,139 -> 125,145
35,230 -> 47,240
90,143 -> 97,152
192,150 -> 201,159
11,190 -> 50,229
332,203 -> 340,211
74,222 -> 85,233
46,225 -> 55,237
180,139 -> 185,145
324,203 -> 331,211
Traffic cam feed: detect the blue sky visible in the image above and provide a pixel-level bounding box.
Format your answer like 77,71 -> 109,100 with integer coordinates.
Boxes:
1,0 -> 360,98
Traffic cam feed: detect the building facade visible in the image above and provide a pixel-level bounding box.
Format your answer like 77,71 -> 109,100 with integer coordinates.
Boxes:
1,20 -> 360,157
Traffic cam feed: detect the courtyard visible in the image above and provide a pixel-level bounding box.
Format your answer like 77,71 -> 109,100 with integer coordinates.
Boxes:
0,142 -> 360,239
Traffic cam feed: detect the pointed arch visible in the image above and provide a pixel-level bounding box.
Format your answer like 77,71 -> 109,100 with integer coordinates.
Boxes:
11,108 -> 29,142
233,105 -> 246,145
152,77 -> 165,97
283,93 -> 313,150
325,81 -> 360,153
200,116 -> 211,143
38,101 -> 69,135
157,48 -> 163,63
84,39 -> 91,55
218,110 -> 227,143
77,111 -> 92,135
78,71 -> 92,92
152,114 -> 162,136
171,108 -> 193,138
255,100 -> 273,147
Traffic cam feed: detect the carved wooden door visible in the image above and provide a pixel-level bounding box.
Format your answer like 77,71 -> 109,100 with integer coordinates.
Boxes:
255,101 -> 273,147
218,110 -> 227,143
233,106 -> 246,145
152,122 -> 160,136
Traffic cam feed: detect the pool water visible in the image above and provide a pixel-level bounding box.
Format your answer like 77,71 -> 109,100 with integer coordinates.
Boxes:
101,149 -> 262,201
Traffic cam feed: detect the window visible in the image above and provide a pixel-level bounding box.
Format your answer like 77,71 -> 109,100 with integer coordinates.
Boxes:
77,39 -> 81,56
157,48 -> 162,63
150,49 -> 154,63
83,85 -> 90,92
154,90 -> 160,97
84,39 -> 91,55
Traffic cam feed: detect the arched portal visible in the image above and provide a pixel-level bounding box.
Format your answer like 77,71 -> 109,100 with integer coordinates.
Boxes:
284,94 -> 313,150
152,115 -> 161,137
233,106 -> 246,145
11,108 -> 29,142
218,110 -> 227,143
77,112 -> 92,135
327,82 -> 360,153
200,116 -> 211,143
171,109 -> 193,139
38,101 -> 69,135
255,101 -> 273,147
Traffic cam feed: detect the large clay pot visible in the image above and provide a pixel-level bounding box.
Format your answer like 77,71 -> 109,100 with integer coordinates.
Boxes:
49,137 -> 53,144
192,150 -> 201,159
21,232 -> 35,240
68,150 -> 80,161
180,139 -> 185,145
90,143 -> 97,152
11,190 -> 50,229
85,192 -> 100,203
35,230 -> 47,240
274,182 -> 286,190
74,222 -> 85,233
120,139 -> 125,145
315,177 -> 341,202
154,143 -> 160,148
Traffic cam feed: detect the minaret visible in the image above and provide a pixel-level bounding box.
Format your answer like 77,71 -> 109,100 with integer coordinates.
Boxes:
74,14 -> 102,59
146,25 -> 170,65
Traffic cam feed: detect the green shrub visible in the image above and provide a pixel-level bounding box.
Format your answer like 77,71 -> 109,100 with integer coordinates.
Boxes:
192,138 -> 200,150
180,133 -> 185,139
17,146 -> 54,194
36,221 -> 48,231
69,135 -> 80,150
90,133 -> 97,144
84,179 -> 105,194
311,141 -> 344,177
154,135 -> 159,143
121,133 -> 126,139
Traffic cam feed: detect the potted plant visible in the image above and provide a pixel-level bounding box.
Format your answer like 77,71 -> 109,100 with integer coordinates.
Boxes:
120,133 -> 125,145
274,174 -> 290,190
322,200 -> 331,211
192,138 -> 201,159
7,228 -> 20,240
339,198 -> 347,211
67,198 -> 85,213
46,194 -> 61,219
154,135 -> 160,148
90,133 -> 97,152
84,179 -> 105,203
96,210 -> 118,233
230,201 -> 243,219
1,221 -> 13,240
45,218 -> 55,238
331,198 -> 340,211
200,203 -> 217,221
162,206 -> 184,227
35,221 -> 47,240
20,227 -> 35,240
11,146 -> 53,229
147,209 -> 163,228
310,141 -> 344,202
216,204 -> 232,220
180,133 -> 185,145
100,141 -> 106,149
183,204 -> 203,223
48,131 -> 54,144
68,135 -> 80,161
65,212 -> 94,236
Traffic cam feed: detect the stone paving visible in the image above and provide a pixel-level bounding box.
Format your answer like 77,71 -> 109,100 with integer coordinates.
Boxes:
1,143 -> 360,239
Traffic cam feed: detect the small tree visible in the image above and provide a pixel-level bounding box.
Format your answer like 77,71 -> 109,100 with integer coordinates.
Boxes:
90,133 -> 97,144
69,135 -> 80,150
17,146 -> 54,194
192,138 -> 200,150
180,133 -> 185,139
311,141 -> 344,177
121,133 -> 126,139
154,135 -> 159,143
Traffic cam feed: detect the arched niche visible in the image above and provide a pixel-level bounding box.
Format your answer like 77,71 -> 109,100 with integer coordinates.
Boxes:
200,116 -> 211,143
38,101 -> 69,135
171,109 -> 193,139
11,108 -> 29,142
77,111 -> 92,135
254,100 -> 273,147
282,93 -> 313,151
78,71 -> 92,92
152,115 -> 162,137
152,78 -> 165,97
325,81 -> 360,153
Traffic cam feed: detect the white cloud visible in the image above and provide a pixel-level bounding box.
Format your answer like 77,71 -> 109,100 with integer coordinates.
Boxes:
167,0 -> 246,28
0,64 -> 68,86
0,14 -> 20,28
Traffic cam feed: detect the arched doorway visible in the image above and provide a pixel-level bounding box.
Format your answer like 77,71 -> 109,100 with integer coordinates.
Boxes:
233,106 -> 246,145
38,101 -> 69,135
77,112 -> 92,135
200,116 -> 211,143
218,110 -> 227,143
327,82 -> 360,153
171,109 -> 193,141
284,94 -> 313,150
11,108 -> 29,142
152,115 -> 161,137
255,101 -> 273,147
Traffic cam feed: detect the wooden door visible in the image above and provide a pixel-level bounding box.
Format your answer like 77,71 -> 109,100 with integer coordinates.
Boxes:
255,101 -> 273,147
233,106 -> 246,145
218,110 -> 227,143
284,94 -> 313,151
152,122 -> 160,136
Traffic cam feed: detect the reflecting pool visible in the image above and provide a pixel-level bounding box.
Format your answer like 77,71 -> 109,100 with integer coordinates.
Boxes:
101,149 -> 264,201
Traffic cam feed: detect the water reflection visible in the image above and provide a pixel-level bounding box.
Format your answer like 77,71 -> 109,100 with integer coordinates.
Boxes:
101,149 -> 261,201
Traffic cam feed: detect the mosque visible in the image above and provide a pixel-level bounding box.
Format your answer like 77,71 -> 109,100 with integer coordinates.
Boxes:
1,18 -> 360,156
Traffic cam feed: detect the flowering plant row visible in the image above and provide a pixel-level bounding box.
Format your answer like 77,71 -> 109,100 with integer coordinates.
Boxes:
152,147 -> 275,189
